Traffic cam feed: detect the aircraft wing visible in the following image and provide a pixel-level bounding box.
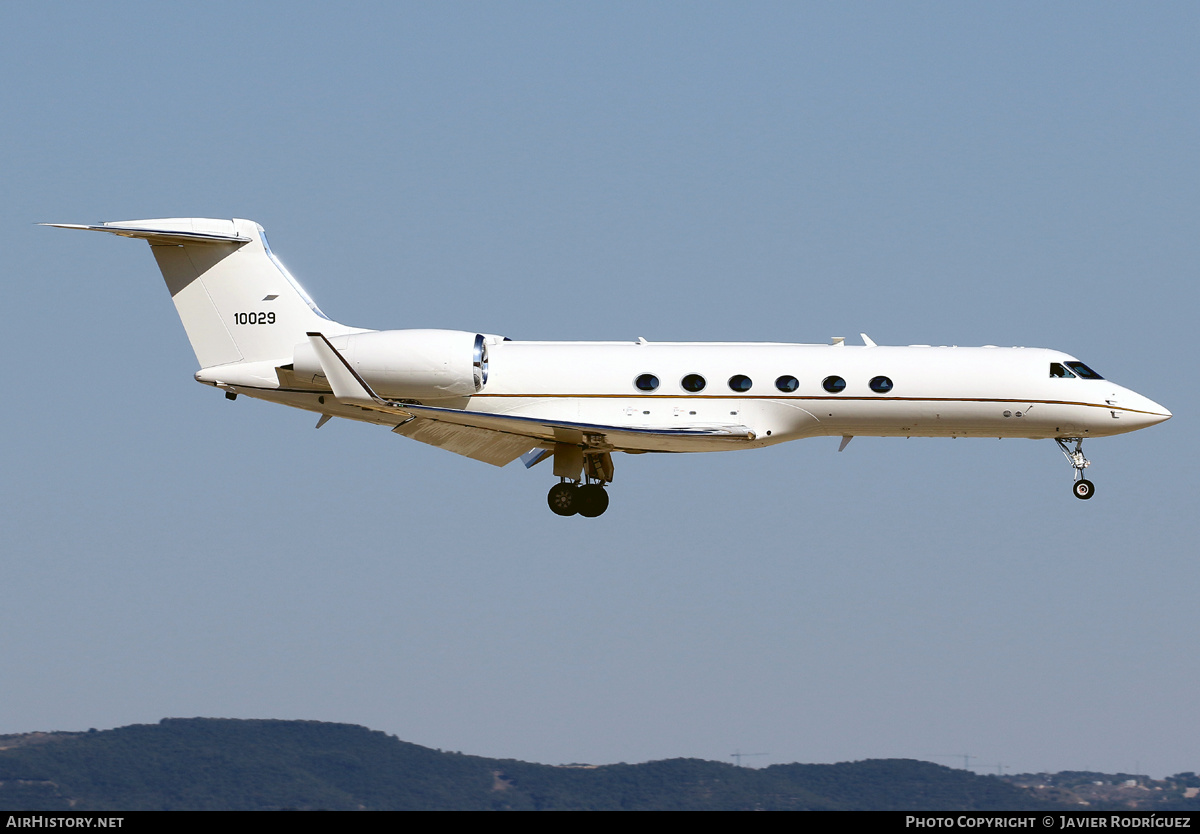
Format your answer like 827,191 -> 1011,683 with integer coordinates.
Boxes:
388,400 -> 757,464
305,332 -> 755,466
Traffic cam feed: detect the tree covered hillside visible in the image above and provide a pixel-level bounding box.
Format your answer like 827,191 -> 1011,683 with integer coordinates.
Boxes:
0,718 -> 1046,811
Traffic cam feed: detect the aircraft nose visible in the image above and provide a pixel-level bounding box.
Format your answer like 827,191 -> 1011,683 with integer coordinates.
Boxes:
1125,393 -> 1171,428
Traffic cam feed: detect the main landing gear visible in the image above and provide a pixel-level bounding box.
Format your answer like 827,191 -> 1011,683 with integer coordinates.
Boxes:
543,445 -> 614,517
547,480 -> 610,517
1056,437 -> 1094,500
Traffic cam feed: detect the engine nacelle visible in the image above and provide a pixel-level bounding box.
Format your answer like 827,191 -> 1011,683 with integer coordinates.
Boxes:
293,329 -> 489,400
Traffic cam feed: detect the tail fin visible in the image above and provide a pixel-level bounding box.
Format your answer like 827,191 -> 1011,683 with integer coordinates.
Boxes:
47,218 -> 344,369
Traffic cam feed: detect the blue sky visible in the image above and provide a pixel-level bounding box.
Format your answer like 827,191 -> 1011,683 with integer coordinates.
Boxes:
2,2 -> 1196,777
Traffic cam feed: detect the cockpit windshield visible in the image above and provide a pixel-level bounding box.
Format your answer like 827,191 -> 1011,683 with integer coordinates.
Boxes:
1065,361 -> 1103,380
1051,361 -> 1103,379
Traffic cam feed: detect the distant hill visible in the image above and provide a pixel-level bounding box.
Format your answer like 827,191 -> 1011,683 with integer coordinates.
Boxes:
0,718 -> 1047,811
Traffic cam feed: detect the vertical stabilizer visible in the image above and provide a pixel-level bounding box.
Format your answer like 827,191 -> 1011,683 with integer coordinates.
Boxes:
47,218 -> 350,369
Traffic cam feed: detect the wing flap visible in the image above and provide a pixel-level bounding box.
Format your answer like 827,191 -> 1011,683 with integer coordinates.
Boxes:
392,419 -> 535,467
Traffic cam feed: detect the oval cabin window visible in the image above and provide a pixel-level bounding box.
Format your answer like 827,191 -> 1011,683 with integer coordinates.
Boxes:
822,376 -> 846,393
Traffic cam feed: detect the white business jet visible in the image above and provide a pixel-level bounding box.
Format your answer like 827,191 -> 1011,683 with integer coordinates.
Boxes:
49,218 -> 1171,516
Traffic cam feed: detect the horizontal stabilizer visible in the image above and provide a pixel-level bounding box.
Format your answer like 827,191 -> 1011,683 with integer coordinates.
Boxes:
42,220 -> 250,245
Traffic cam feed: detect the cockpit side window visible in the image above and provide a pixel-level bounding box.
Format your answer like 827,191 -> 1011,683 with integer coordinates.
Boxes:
1050,362 -> 1076,379
1065,361 -> 1103,380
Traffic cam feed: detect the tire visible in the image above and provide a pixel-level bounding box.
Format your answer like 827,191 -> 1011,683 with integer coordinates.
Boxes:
576,485 -> 610,518
1073,479 -> 1095,500
548,483 -> 578,516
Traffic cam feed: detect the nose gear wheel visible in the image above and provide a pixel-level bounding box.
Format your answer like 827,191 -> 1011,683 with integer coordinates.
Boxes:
1056,438 -> 1095,500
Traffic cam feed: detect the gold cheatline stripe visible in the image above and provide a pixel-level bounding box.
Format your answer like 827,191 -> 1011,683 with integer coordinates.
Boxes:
466,393 -> 1161,416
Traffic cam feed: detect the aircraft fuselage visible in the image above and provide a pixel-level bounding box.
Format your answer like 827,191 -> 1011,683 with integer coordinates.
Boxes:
240,338 -> 1168,454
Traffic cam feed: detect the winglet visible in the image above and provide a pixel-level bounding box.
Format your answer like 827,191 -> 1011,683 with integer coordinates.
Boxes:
521,448 -> 552,469
305,332 -> 384,406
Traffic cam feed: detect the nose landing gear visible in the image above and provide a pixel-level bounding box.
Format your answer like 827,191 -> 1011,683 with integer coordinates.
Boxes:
1056,438 -> 1094,500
